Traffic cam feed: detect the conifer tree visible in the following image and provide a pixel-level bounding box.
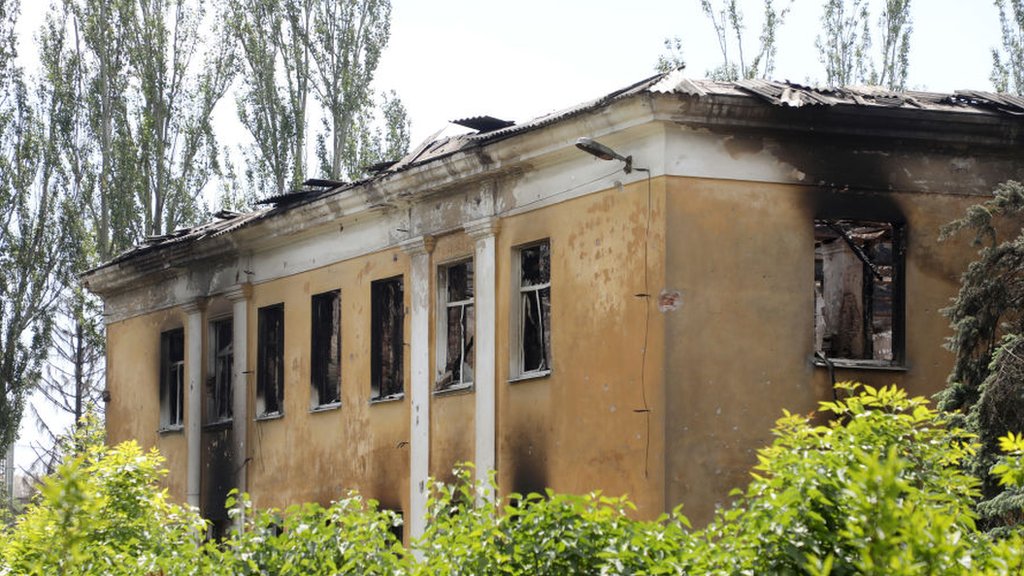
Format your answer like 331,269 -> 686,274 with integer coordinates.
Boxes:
938,181 -> 1024,529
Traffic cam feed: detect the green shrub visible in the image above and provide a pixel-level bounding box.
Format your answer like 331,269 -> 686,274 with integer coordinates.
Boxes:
7,383 -> 1024,575
213,492 -> 405,575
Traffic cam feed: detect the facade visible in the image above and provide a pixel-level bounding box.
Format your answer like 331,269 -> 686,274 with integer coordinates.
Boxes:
84,71 -> 1024,537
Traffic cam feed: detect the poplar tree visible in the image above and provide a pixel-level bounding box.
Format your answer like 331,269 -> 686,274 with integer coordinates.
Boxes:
816,0 -> 912,90
697,0 -> 792,81
992,0 -> 1024,94
816,0 -> 871,87
229,0 -> 410,197
0,0 -> 76,461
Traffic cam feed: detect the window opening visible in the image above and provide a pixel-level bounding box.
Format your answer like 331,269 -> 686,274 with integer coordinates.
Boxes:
437,260 -> 475,391
257,304 -> 285,416
311,290 -> 341,407
814,220 -> 902,363
207,318 -> 233,423
160,328 -> 185,429
371,276 -> 404,401
516,241 -> 551,375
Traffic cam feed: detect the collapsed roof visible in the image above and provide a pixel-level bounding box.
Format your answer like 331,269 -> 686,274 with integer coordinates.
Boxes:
88,69 -> 1024,277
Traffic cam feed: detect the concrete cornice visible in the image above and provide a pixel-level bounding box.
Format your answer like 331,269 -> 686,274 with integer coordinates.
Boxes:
398,235 -> 436,256
464,217 -> 500,239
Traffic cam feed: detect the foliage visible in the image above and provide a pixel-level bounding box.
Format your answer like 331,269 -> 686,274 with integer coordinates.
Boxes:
0,0 -> 76,462
937,180 -> 1024,528
228,0 -> 411,198
412,466 -> 657,575
992,0 -> 1024,94
816,0 -> 912,90
214,492 -> 405,575
8,384 -> 1024,574
697,0 -> 792,81
688,382 -> 995,575
655,37 -> 686,73
0,413 -> 208,575
816,0 -> 871,87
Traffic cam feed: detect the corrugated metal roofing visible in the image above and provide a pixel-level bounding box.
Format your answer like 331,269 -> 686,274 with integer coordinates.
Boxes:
91,70 -> 1024,272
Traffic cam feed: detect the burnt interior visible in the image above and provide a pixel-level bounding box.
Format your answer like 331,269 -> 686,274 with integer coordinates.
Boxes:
814,219 -> 903,363
257,304 -> 285,415
311,290 -> 341,406
371,276 -> 404,400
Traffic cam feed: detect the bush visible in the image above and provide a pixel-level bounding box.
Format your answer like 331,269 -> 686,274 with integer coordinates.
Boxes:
5,383 -> 1024,575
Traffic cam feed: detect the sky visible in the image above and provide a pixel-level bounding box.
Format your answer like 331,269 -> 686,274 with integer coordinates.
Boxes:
9,0 -> 1003,471
373,0 -> 1000,146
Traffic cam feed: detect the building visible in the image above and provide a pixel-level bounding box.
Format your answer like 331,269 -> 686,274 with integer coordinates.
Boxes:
83,71 -> 1024,537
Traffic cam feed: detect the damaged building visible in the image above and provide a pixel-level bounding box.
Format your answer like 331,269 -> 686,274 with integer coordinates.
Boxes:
83,70 -> 1024,537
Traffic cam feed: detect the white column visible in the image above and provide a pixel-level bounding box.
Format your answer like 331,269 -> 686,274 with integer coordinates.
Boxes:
183,300 -> 205,509
465,217 -> 499,495
226,285 -> 250,495
399,236 -> 434,541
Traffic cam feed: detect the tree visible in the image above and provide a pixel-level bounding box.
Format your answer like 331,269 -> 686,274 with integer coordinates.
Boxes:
308,0 -> 391,180
655,37 -> 686,73
992,0 -> 1024,94
816,0 -> 912,90
937,181 -> 1024,530
229,0 -> 410,198
697,0 -> 792,81
0,0 -> 75,465
816,0 -> 871,87
132,0 -> 237,237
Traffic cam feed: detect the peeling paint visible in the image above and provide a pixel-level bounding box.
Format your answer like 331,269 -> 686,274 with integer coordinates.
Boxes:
658,289 -> 682,313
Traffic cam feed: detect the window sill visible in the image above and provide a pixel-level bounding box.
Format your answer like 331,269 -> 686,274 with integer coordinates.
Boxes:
813,358 -> 907,372
434,382 -> 474,396
255,411 -> 284,422
203,419 -> 233,431
157,425 -> 184,435
370,393 -> 405,405
508,370 -> 552,384
310,402 -> 341,413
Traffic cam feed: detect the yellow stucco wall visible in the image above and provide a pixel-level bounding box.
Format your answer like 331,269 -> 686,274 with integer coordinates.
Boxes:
495,178 -> 667,518
106,308 -> 188,501
662,176 -> 988,524
104,171 -> 989,529
244,246 -> 410,515
429,232 -> 477,485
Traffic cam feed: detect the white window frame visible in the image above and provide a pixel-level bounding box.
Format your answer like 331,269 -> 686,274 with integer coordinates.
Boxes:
510,240 -> 552,381
436,258 -> 475,393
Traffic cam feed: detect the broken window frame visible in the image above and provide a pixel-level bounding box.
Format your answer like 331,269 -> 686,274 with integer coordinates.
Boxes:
159,328 -> 185,431
510,240 -> 552,380
206,317 -> 233,424
256,303 -> 285,418
310,289 -> 342,409
813,219 -> 905,367
436,258 -> 475,393
371,276 -> 405,402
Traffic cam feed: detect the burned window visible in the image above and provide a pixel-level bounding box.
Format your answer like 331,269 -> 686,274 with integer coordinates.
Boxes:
515,241 -> 552,376
159,328 -> 185,430
371,276 -> 404,401
257,304 -> 285,416
814,220 -> 903,363
311,290 -> 341,407
207,318 -> 233,423
437,259 -> 475,391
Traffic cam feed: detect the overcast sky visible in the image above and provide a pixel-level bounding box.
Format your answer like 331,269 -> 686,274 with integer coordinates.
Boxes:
375,0 -> 1000,145
10,0 -> 1002,470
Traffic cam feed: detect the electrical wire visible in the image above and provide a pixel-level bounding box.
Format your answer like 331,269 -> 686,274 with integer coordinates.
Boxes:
632,168 -> 653,480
